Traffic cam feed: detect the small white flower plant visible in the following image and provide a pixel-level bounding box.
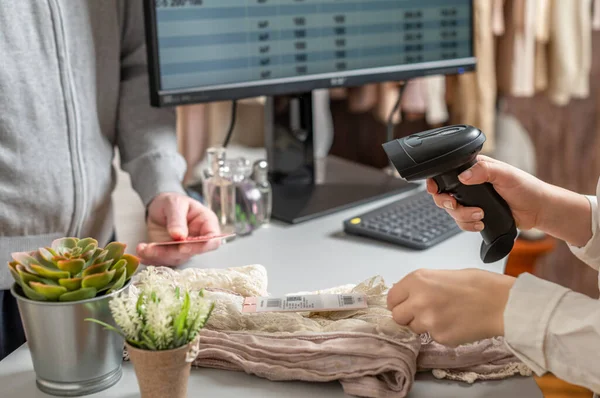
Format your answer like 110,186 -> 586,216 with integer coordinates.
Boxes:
86,267 -> 214,350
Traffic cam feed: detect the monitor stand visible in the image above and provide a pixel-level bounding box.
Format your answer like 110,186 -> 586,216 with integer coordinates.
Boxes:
265,91 -> 418,224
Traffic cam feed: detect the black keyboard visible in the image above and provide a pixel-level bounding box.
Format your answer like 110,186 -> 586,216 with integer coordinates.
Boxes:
343,190 -> 462,250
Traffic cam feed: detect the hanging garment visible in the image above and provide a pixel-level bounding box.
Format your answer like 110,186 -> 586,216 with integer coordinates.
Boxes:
452,0 -> 498,153
534,0 -> 552,92
425,75 -> 448,126
452,72 -> 477,127
594,0 -> 600,30
493,0 -> 506,35
400,78 -> 428,120
497,0 -> 538,97
312,89 -> 335,159
573,0 -> 593,99
375,82 -> 403,125
513,0 -> 538,96
347,84 -> 379,114
547,0 -> 593,106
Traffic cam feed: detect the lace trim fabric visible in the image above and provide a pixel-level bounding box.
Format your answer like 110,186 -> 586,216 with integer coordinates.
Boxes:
123,265 -> 531,397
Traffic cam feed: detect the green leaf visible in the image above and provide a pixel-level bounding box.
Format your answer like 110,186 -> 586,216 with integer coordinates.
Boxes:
29,282 -> 67,301
78,239 -> 98,261
113,267 -> 126,282
82,260 -> 113,277
17,262 -> 37,275
11,252 -> 41,268
57,247 -> 70,257
98,267 -> 127,293
141,331 -> 157,350
70,247 -> 83,257
176,329 -> 189,347
38,277 -> 60,286
82,269 -> 116,289
15,264 -> 42,285
77,238 -> 98,249
106,268 -> 127,294
92,250 -> 109,265
110,259 -> 126,271
122,254 -> 140,278
51,237 -> 78,251
20,283 -> 48,301
35,248 -> 59,269
201,301 -> 216,329
56,258 -> 85,275
104,242 -> 126,262
84,318 -> 127,339
136,293 -> 145,318
8,263 -> 23,287
45,247 -> 59,257
59,287 -> 97,302
84,248 -> 103,269
174,291 -> 190,341
81,246 -> 96,262
29,264 -> 70,280
125,339 -> 145,349
58,277 -> 82,291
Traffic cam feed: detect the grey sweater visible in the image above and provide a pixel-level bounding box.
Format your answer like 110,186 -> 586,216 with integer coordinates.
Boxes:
0,0 -> 187,290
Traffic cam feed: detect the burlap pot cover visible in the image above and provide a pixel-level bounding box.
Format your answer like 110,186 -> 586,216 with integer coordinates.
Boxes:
126,337 -> 200,398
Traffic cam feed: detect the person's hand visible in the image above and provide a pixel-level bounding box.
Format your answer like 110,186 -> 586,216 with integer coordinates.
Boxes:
426,155 -> 548,232
136,192 -> 221,266
387,268 -> 516,347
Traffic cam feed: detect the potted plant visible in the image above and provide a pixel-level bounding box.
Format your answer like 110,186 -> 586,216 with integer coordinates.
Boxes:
8,237 -> 140,396
86,267 -> 215,398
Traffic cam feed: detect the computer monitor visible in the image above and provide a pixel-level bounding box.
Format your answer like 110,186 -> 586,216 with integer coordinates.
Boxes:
142,0 -> 475,223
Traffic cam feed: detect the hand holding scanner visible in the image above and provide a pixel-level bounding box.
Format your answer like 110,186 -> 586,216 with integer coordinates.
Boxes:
382,125 -> 517,263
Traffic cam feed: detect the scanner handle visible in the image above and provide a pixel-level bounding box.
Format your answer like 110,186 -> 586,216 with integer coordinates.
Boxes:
433,167 -> 517,263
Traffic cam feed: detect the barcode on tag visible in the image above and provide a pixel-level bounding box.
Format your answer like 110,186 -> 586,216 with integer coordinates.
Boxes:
244,293 -> 368,313
267,299 -> 282,308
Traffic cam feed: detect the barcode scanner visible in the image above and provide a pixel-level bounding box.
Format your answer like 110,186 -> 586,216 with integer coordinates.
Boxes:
382,125 -> 517,263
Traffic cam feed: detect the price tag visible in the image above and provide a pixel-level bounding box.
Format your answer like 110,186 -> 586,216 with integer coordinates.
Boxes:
242,293 -> 367,313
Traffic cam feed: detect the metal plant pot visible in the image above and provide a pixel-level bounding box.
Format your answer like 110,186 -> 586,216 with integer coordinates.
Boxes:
11,281 -> 128,396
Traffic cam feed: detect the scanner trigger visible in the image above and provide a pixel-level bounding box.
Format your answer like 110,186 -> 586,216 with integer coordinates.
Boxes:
432,176 -> 447,194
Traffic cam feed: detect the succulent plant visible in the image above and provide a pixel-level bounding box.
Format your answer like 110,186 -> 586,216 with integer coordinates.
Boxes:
8,237 -> 140,302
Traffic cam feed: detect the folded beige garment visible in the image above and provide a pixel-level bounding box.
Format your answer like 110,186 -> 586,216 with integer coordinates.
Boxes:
418,334 -> 532,383
195,329 -> 418,398
124,266 -> 531,398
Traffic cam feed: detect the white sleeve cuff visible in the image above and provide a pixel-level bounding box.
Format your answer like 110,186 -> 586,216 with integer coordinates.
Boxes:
503,273 -> 571,375
567,195 -> 600,270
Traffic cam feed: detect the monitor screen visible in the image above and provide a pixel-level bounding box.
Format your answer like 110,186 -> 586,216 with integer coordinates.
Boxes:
144,0 -> 475,106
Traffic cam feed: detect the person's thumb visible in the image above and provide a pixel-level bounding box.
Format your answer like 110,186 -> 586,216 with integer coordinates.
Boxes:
458,159 -> 513,187
164,200 -> 189,240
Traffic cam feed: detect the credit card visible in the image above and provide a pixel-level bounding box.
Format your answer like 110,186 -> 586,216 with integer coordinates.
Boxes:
148,233 -> 236,246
